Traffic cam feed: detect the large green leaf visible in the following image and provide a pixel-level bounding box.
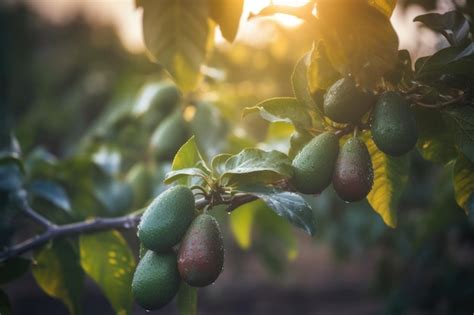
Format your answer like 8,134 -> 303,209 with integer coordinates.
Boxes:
414,107 -> 457,164
209,0 -> 244,42
190,102 -> 228,158
170,136 -> 210,186
308,41 -> 340,93
453,154 -> 474,215
0,257 -> 31,284
177,282 -> 198,315
414,11 -> 470,46
229,201 -> 257,249
292,52 -> 318,110
94,179 -> 134,216
29,180 -> 72,213
443,106 -> 474,163
79,230 -> 136,315
164,167 -> 210,185
32,240 -> 85,315
243,97 -> 312,129
236,186 -> 316,235
316,0 -> 399,87
366,138 -> 410,228
0,164 -> 22,192
415,42 -> 474,79
220,149 -> 293,186
210,153 -> 232,177
141,0 -> 212,92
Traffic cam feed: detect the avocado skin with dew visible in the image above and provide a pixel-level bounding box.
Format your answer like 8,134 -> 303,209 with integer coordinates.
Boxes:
333,137 -> 374,202
132,251 -> 180,310
323,77 -> 375,123
178,214 -> 224,287
138,185 -> 195,252
292,132 -> 339,194
371,91 -> 418,156
150,110 -> 189,160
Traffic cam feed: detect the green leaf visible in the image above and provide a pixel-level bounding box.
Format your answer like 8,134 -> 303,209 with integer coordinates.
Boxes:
177,282 -> 198,315
164,167 -> 210,185
190,102 -> 228,158
0,164 -> 22,192
220,149 -> 293,186
0,257 -> 31,284
29,180 -> 71,213
414,11 -> 470,46
32,240 -> 85,315
79,230 -> 136,315
243,97 -> 312,129
443,106 -> 474,163
237,186 -> 316,235
171,136 -> 210,186
415,42 -> 474,79
414,108 -> 457,164
141,0 -> 212,92
209,0 -> 244,42
316,0 -> 399,87
211,154 -> 232,177
292,52 -> 318,110
453,153 -> 474,215
0,290 -> 11,315
92,146 -> 122,177
308,41 -> 340,92
94,179 -> 133,216
229,201 -> 257,249
366,138 -> 410,228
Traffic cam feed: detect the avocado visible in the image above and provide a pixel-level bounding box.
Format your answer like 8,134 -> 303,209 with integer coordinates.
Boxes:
150,110 -> 189,161
138,185 -> 195,252
177,214 -> 224,287
332,137 -> 373,202
288,130 -> 313,159
132,251 -> 180,310
323,77 -> 375,123
371,91 -> 418,156
291,132 -> 339,194
152,83 -> 181,115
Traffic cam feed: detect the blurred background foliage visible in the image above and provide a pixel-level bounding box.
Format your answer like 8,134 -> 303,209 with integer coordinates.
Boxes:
1,0 -> 474,314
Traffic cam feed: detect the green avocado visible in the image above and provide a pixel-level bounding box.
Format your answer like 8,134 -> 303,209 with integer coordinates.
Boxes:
150,110 -> 189,161
291,132 -> 339,194
132,251 -> 180,310
288,130 -> 313,159
371,91 -> 418,156
323,77 -> 375,123
177,214 -> 224,287
138,185 -> 195,252
332,137 -> 373,202
152,83 -> 181,115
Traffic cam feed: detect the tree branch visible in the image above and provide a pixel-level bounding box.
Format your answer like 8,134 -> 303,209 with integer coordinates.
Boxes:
0,193 -> 257,261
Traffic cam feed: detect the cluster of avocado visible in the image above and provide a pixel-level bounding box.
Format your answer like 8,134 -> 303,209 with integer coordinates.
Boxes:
132,185 -> 224,310
292,77 -> 418,201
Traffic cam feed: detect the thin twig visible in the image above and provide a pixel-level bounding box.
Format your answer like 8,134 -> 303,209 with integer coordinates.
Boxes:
0,194 -> 257,261
12,190 -> 56,229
